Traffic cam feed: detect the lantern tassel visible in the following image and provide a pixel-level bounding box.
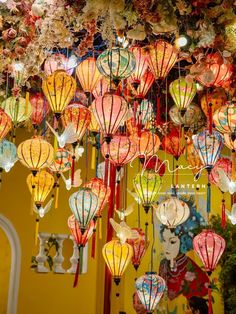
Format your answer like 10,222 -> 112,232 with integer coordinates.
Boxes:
91,229 -> 96,259
79,246 -> 83,274
156,96 -> 161,126
116,181 -> 120,211
55,182 -> 59,209
73,257 -> 80,288
207,182 -> 211,213
35,218 -> 39,246
31,185 -> 35,215
25,91 -> 29,116
221,199 -> 226,229
208,284 -> 213,314
99,217 -> 102,239
231,150 -> 235,181
176,165 -> 179,187
208,103 -> 213,135
104,158 -> 109,186
91,146 -> 96,170
145,222 -> 149,248
71,156 -> 75,186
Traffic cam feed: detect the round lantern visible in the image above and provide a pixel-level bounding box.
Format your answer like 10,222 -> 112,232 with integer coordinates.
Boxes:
0,140 -> 17,172
17,136 -> 54,174
127,228 -> 148,270
200,88 -> 227,118
30,93 -> 50,126
132,70 -> 155,100
44,53 -> 76,76
224,133 -> 236,150
135,272 -> 166,313
49,148 -> 72,173
162,127 -> 185,160
147,40 -> 178,80
88,106 -> 100,133
129,46 -> 149,88
27,170 -> 54,208
92,77 -> 111,98
76,57 -> 102,93
131,131 -> 161,159
169,77 -> 197,114
97,161 -> 124,183
42,70 -> 76,117
185,136 -> 203,178
102,239 -> 133,285
213,101 -> 236,139
90,93 -> 128,143
69,188 -> 98,232
133,170 -> 162,213
154,197 -> 190,228
62,103 -> 91,142
210,157 -> 232,186
136,99 -> 154,126
1,96 -> 32,125
0,109 -> 12,140
96,47 -> 136,84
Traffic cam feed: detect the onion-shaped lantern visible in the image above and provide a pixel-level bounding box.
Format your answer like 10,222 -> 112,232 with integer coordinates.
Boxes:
96,47 -> 136,85
90,93 -> 128,143
135,272 -> 166,313
209,157 -> 232,186
42,70 -> 76,117
132,70 -> 155,100
0,140 -> 17,172
185,136 -> 203,178
44,53 -> 76,76
62,103 -> 91,142
102,239 -> 133,285
92,77 -> 111,98
162,127 -> 185,160
69,187 -> 98,232
127,228 -> 148,270
133,170 -> 162,213
169,77 -> 197,114
0,109 -> 12,140
224,133 -> 236,150
49,148 -> 72,173
154,197 -> 190,228
200,88 -> 227,118
147,40 -> 178,80
129,46 -> 149,88
1,96 -> 32,125
30,93 -> 50,127
88,106 -> 100,133
131,131 -> 161,160
17,136 -> 54,175
76,57 -> 102,94
213,101 -> 236,139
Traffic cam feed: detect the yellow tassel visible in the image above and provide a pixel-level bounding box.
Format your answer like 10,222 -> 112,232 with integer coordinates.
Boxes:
31,185 -> 35,215
91,146 -> 96,170
99,217 -> 102,240
35,218 -> 39,246
54,135 -> 58,155
25,91 -> 29,116
55,183 -> 59,209
232,150 -> 235,181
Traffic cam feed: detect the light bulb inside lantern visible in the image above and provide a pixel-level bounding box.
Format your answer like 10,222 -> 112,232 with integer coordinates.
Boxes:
175,35 -> 188,48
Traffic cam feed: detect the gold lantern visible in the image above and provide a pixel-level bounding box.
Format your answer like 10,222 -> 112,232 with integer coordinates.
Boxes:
1,96 -> 32,125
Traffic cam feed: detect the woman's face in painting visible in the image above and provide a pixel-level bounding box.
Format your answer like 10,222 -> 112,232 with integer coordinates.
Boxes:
162,228 -> 181,261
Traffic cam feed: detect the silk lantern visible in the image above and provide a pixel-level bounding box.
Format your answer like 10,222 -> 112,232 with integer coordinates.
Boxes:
92,77 -> 111,98
129,46 -> 149,88
0,109 -> 12,140
127,228 -> 148,270
30,93 -> 50,127
102,239 -> 133,285
49,148 -> 72,173
162,127 -> 185,160
132,70 -> 155,100
44,53 -> 76,76
185,136 -> 203,178
0,140 -> 17,172
88,106 -> 100,133
200,89 -> 227,118
213,101 -> 236,139
1,96 -> 32,125
131,131 -> 161,160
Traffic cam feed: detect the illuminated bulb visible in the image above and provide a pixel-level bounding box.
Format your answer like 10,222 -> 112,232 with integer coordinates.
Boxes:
175,35 -> 188,48
196,82 -> 204,91
13,62 -> 24,72
117,36 -> 129,48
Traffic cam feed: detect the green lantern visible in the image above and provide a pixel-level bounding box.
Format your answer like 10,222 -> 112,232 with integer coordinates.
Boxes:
169,77 -> 197,115
133,170 -> 162,213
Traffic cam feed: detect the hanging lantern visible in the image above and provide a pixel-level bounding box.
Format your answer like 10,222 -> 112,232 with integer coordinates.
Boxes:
0,109 -> 12,140
0,139 -> 17,172
185,136 -> 203,178
135,272 -> 166,313
132,70 -> 155,100
169,77 -> 197,115
101,135 -> 137,168
76,57 -> 102,94
127,228 -> 148,270
88,106 -> 100,133
42,70 -> 76,117
69,187 -> 98,232
62,103 -> 91,142
213,101 -> 236,139
17,136 -> 54,175
44,53 -> 77,76
224,133 -> 236,150
133,170 -> 162,213
154,197 -> 190,228
49,148 -> 72,173
147,40 -> 178,80
129,46 -> 149,88
96,47 -> 136,85
30,93 -> 50,127
102,239 -> 133,285
196,53 -> 232,87
135,99 -> 154,127
162,127 -> 185,160
1,96 -> 32,126
143,156 -> 166,177
131,131 -> 161,160
90,93 -> 128,143
200,88 -> 227,118
92,77 -> 111,98
97,161 -> 125,183
209,157 -> 232,186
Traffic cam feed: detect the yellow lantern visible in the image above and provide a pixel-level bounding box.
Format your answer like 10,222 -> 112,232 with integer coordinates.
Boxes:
88,106 -> 100,133
42,70 -> 76,117
17,136 -> 54,175
102,239 -> 133,285
1,96 -> 32,125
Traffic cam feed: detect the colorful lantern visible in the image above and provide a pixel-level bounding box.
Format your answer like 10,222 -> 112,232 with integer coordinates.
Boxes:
96,47 -> 136,84
0,109 -> 12,140
0,140 -> 17,172
49,148 -> 72,173
224,133 -> 236,150
62,103 -> 91,142
76,57 -> 102,93
147,40 -> 178,80
169,77 -> 197,114
88,106 -> 100,133
200,88 -> 227,118
92,77 -> 111,98
133,170 -> 162,213
44,53 -> 77,76
30,93 -> 50,126
69,188 -> 98,232
135,272 -> 166,313
102,239 -> 133,285
127,228 -> 148,270
129,46 -> 149,88
42,70 -> 76,116
132,70 -> 155,100
185,136 -> 203,178
136,99 -> 154,126
1,96 -> 32,125
210,157 -> 232,186
17,136 -> 54,174
90,93 -> 128,143
162,127 -> 185,160
213,101 -> 236,138
131,131 -> 161,159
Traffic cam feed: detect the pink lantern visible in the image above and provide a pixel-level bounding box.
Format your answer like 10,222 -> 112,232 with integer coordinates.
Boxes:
44,53 -> 76,76
92,77 -> 111,98
127,228 -> 148,270
30,93 -> 50,126
129,46 -> 149,88
210,157 -> 232,186
131,70 -> 155,100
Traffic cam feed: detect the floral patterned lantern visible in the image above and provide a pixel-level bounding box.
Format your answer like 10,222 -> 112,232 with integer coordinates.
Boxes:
0,109 -> 12,140
224,133 -> 236,151
102,239 -> 133,285
88,106 -> 100,133
185,136 -> 203,178
129,46 -> 149,88
131,131 -> 161,160
76,57 -> 102,93
132,70 -> 155,100
0,140 -> 17,172
49,148 -> 72,173
135,272 -> 166,313
30,93 -> 50,127
200,88 -> 227,118
162,127 -> 185,160
213,101 -> 236,139
127,228 -> 148,270
133,170 -> 162,213
210,157 -> 232,186
44,53 -> 77,76
90,93 -> 128,143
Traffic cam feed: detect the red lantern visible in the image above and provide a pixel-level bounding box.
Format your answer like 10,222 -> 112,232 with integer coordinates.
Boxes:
129,46 -> 149,88
127,228 -> 148,270
131,131 -> 161,159
30,93 -> 50,126
143,156 -> 166,176
0,109 -> 12,140
131,70 -> 155,100
161,127 -> 185,160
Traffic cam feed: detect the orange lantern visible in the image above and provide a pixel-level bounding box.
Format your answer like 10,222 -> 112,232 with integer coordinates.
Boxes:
30,92 -> 50,126
92,77 -> 111,98
224,133 -> 236,151
0,109 -> 12,140
131,131 -> 161,159
200,89 -> 227,118
130,70 -> 155,100
49,148 -> 72,173
129,46 -> 149,88
162,127 -> 185,160
88,106 -> 100,133
127,228 -> 148,270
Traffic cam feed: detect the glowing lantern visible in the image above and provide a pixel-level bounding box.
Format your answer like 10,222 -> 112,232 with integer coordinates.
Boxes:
69,188 -> 98,232
49,148 -> 72,173
102,239 -> 133,285
88,107 -> 100,133
210,157 -> 232,186
42,70 -> 76,117
44,53 -> 77,76
133,70 -> 155,100
131,131 -> 161,159
0,140 -> 17,172
136,99 -> 154,126
96,47 -> 136,84
169,77 -> 197,114
17,136 -> 54,174
129,46 -> 149,88
62,103 -> 91,142
200,88 -> 227,118
213,102 -> 236,139
135,272 -> 166,313
97,161 -> 124,183
92,77 -> 111,98
154,197 -> 190,228
224,133 -> 236,150
101,135 -> 137,168
143,156 -> 166,177
0,109 -> 12,140
127,228 -> 148,270
133,170 -> 162,213
76,57 -> 102,94
30,93 -> 50,126
27,170 -> 54,208
196,53 -> 232,87
147,40 -> 178,80
1,96 -> 32,125
185,136 -> 203,178
162,127 -> 185,160
90,93 -> 128,143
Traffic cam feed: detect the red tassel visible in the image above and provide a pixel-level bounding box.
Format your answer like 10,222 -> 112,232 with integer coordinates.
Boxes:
133,101 -> 138,126
221,199 -> 226,229
208,103 -> 213,134
208,285 -> 213,314
71,156 -> 75,186
91,229 -> 96,259
104,158 -> 109,186
156,96 -> 161,126
73,258 -> 80,288
116,181 -> 120,211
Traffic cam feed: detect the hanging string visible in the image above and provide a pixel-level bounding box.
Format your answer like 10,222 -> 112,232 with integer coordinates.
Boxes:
73,256 -> 80,288
71,143 -> 77,186
96,134 -> 100,178
145,222 -> 149,248
150,208 -> 155,272
99,217 -> 102,239
35,217 -> 39,246
55,174 -> 60,209
221,194 -> 226,229
91,227 -> 96,258
104,156 -> 110,186
115,179 -> 121,211
231,149 -> 235,181
85,131 -> 89,183
207,181 -> 211,214
208,103 -> 213,135
31,184 -> 35,215
79,245 -> 84,274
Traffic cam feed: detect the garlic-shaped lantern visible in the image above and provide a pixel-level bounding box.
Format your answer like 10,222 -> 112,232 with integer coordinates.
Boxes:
0,139 -> 17,172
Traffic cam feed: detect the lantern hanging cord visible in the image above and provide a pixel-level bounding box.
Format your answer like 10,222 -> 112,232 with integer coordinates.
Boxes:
150,208 -> 155,273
